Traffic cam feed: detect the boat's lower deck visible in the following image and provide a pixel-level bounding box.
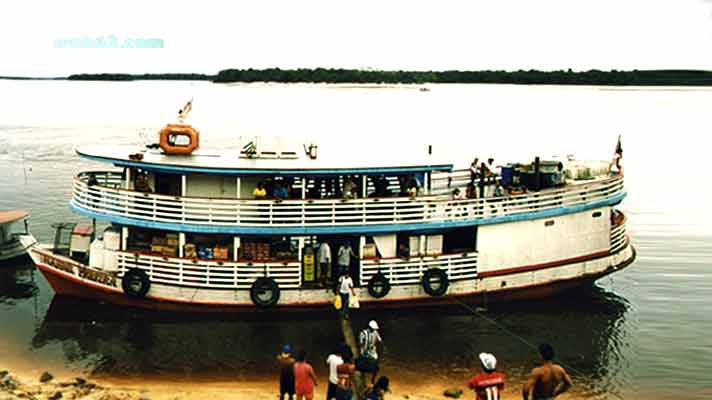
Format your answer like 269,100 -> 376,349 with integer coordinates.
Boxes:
26,238 -> 635,312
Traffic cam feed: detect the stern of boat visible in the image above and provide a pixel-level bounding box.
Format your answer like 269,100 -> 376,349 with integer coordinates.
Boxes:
16,234 -> 40,264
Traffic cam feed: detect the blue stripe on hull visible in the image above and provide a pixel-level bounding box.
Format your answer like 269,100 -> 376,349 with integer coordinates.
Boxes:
71,191 -> 626,235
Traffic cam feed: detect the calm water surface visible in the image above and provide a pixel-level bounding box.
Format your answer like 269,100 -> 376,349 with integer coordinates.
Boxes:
0,81 -> 710,399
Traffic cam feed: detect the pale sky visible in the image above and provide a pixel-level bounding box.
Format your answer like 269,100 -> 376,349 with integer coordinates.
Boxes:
3,0 -> 712,77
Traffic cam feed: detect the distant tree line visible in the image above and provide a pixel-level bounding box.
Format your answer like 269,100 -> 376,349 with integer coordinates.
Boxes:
63,69 -> 712,86
67,73 -> 213,81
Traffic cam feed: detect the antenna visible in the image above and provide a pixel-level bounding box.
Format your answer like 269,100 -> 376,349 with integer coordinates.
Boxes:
177,98 -> 193,123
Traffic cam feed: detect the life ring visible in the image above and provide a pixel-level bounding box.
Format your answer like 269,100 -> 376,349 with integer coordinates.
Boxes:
121,268 -> 151,298
159,124 -> 200,155
422,268 -> 449,297
250,277 -> 280,307
367,273 -> 391,299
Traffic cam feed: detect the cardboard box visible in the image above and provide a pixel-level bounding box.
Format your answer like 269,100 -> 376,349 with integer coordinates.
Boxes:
213,246 -> 229,260
184,244 -> 197,258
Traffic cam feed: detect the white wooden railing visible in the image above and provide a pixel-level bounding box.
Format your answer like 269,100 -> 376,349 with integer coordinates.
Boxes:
116,252 -> 301,289
360,252 -> 478,286
610,214 -> 628,254
72,171 -> 624,228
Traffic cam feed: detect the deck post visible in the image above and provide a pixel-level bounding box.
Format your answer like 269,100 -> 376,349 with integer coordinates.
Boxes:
233,237 -> 240,262
121,226 -> 128,251
124,168 -> 131,190
179,232 -> 185,258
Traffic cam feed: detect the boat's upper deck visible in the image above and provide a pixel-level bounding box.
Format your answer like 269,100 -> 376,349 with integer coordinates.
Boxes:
76,145 -> 454,176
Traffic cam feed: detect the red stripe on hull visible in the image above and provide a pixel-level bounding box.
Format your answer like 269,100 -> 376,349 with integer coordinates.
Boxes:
36,247 -> 636,313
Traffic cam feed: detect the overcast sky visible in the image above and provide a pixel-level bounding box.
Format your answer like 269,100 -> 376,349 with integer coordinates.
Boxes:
2,0 -> 712,77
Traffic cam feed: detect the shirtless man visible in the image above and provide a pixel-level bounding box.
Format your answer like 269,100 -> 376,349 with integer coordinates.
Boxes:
522,343 -> 573,400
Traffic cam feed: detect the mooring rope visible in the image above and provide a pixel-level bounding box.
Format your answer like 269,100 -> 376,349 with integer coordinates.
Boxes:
451,297 -> 586,376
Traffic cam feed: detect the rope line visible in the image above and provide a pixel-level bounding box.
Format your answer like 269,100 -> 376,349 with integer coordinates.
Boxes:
451,297 -> 586,376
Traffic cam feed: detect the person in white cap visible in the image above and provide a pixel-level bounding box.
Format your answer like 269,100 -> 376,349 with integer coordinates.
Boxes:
358,320 -> 383,384
467,352 -> 505,400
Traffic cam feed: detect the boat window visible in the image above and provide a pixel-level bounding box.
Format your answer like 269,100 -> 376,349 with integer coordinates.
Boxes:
592,211 -> 602,218
544,220 -> 555,227
443,227 -> 477,254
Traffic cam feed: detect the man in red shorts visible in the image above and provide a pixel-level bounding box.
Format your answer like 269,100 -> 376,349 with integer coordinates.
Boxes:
468,352 -> 505,400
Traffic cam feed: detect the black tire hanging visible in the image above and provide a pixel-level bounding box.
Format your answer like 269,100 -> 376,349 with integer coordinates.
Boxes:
367,273 -> 391,299
121,268 -> 151,298
422,268 -> 449,297
250,277 -> 280,307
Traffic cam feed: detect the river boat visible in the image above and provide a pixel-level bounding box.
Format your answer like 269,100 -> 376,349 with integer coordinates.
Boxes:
19,115 -> 635,312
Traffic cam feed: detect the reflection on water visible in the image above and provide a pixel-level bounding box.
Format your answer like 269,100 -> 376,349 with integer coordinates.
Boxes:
0,261 -> 39,303
30,287 -> 630,399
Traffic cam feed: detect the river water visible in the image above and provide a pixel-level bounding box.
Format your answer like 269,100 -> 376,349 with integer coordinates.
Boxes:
0,80 -> 710,399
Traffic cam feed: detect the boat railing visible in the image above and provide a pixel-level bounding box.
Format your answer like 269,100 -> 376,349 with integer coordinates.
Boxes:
72,171 -> 624,228
610,212 -> 628,253
360,252 -> 478,286
115,252 -> 302,290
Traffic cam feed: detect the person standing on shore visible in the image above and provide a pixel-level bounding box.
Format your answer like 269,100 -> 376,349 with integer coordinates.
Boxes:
326,344 -> 344,400
358,320 -> 383,384
335,350 -> 356,400
276,344 -> 296,400
362,376 -> 390,400
294,350 -> 318,400
467,352 -> 505,400
522,343 -> 573,400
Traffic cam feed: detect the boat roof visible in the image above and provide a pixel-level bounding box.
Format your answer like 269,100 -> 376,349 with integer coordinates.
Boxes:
0,210 -> 29,225
76,145 -> 454,176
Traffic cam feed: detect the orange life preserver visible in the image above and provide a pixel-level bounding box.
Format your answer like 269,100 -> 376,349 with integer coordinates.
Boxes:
159,124 -> 200,155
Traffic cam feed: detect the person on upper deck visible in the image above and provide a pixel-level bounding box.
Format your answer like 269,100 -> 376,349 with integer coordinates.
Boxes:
470,158 -> 479,185
343,178 -> 357,199
254,182 -> 267,199
134,174 -> 152,193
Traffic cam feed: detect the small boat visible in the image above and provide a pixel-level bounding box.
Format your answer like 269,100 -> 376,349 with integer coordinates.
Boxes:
0,210 -> 34,263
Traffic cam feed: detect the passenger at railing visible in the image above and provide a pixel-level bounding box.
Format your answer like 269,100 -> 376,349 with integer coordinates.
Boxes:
274,182 -> 289,200
343,178 -> 357,199
337,242 -> 357,276
470,158 -> 480,185
406,176 -> 422,198
452,188 -> 467,217
486,158 -> 498,183
371,175 -> 391,197
87,173 -> 100,207
254,182 -> 267,199
397,243 -> 409,258
466,182 -> 477,199
134,174 -> 152,193
494,182 -> 505,198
